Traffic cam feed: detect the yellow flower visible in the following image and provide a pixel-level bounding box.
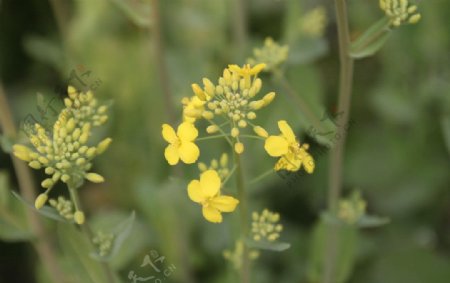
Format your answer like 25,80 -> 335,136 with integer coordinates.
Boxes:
264,120 -> 314,173
162,122 -> 200,165
228,63 -> 266,88
187,170 -> 239,223
181,95 -> 205,123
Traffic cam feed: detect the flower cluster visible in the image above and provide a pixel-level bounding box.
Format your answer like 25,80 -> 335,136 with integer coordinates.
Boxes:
198,153 -> 230,179
337,192 -> 367,224
187,170 -> 239,223
162,64 -> 315,224
187,63 -> 273,154
247,38 -> 289,72
251,209 -> 283,242
49,196 -> 74,220
92,231 -> 115,257
379,0 -> 421,26
299,6 -> 328,37
223,240 -> 259,270
13,86 -> 111,224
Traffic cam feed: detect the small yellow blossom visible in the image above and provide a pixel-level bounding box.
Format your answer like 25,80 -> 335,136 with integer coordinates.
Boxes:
251,209 -> 283,242
379,0 -> 421,26
187,170 -> 239,223
162,122 -> 200,165
223,240 -> 259,269
338,191 -> 367,224
264,120 -> 314,173
247,37 -> 289,72
299,6 -> 328,37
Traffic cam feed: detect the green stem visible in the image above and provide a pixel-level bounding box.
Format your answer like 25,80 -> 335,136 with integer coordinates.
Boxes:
272,69 -> 328,133
196,134 -> 230,141
68,184 -> 118,283
234,152 -> 250,283
249,168 -> 275,185
231,0 -> 248,60
323,1 -> 354,283
0,82 -> 66,283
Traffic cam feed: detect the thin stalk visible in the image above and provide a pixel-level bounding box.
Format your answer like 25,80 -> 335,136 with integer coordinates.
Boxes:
0,83 -> 66,283
323,1 -> 354,283
231,0 -> 248,60
234,152 -> 250,283
272,69 -> 328,133
249,168 -> 275,185
149,0 -> 176,124
68,185 -> 118,283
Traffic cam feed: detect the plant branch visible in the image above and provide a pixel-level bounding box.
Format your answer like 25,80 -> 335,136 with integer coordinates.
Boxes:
323,0 -> 355,283
149,0 -> 176,124
0,82 -> 66,283
234,152 -> 250,283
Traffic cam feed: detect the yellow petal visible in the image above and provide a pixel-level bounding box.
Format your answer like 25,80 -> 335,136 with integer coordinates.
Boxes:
177,122 -> 198,142
200,170 -> 221,198
300,150 -> 315,173
250,63 -> 266,75
264,136 -> 289,157
179,141 -> 200,164
164,145 -> 179,165
278,120 -> 296,143
202,206 -> 223,223
162,124 -> 177,143
187,180 -> 205,203
275,153 -> 301,172
210,196 -> 239,212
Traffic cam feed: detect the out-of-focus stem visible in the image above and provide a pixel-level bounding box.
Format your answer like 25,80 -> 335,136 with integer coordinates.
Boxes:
0,82 -> 66,283
68,185 -> 118,283
48,0 -> 69,37
234,152 -> 250,283
323,0 -> 354,283
149,0 -> 176,124
273,69 -> 328,133
231,0 -> 248,60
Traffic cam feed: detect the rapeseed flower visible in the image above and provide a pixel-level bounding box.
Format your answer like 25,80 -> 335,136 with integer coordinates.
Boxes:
162,122 -> 200,165
187,170 -> 239,223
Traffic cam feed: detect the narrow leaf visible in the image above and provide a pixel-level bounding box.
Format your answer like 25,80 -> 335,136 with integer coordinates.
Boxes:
245,238 -> 291,252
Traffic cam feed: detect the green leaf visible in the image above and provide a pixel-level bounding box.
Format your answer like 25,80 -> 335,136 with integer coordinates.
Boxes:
441,115 -> 450,155
90,211 -> 136,262
245,238 -> 291,252
110,0 -> 152,28
307,219 -> 358,283
357,215 -> 390,228
11,191 -> 71,222
0,183 -> 33,242
350,17 -> 391,59
57,223 -> 114,283
0,134 -> 14,153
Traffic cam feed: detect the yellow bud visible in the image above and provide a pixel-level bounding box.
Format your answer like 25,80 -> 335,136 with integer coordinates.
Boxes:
67,85 -> 77,97
249,100 -> 265,110
35,194 -> 48,209
202,111 -> 214,120
247,112 -> 257,120
96,138 -> 112,155
79,133 -> 89,144
85,173 -> 105,183
231,127 -> 239,137
13,145 -> 32,162
220,153 -> 228,167
262,92 -> 276,105
238,120 -> 247,128
74,211 -> 85,225
38,156 -> 49,165
202,78 -> 215,97
206,125 -> 219,134
253,126 -> 269,138
45,167 -> 55,175
198,162 -> 208,172
64,98 -> 72,107
184,108 -> 202,118
86,147 -> 97,158
192,84 -> 206,100
61,174 -> 70,183
29,161 -> 42,169
409,14 -> 421,24
41,178 -> 54,189
66,118 -> 76,132
234,142 -> 244,154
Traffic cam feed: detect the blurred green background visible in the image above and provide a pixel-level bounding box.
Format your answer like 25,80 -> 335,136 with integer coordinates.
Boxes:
0,0 -> 449,282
